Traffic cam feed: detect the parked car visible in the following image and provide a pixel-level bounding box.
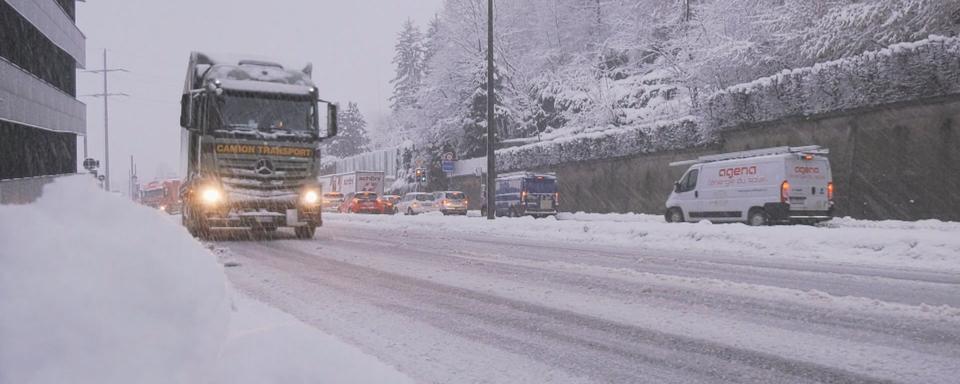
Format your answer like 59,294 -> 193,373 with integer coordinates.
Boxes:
396,192 -> 437,215
322,192 -> 345,212
340,192 -> 385,214
382,195 -> 401,214
481,172 -> 559,218
665,145 -> 834,226
433,191 -> 469,215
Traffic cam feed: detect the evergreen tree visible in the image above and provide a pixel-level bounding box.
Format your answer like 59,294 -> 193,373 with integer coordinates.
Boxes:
460,61 -> 511,158
326,102 -> 370,158
389,19 -> 426,112
422,14 -> 441,77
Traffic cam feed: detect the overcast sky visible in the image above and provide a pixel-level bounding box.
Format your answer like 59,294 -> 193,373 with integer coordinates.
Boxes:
76,0 -> 443,191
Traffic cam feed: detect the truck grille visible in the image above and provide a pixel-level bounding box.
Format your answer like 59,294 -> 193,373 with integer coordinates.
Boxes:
216,156 -> 313,200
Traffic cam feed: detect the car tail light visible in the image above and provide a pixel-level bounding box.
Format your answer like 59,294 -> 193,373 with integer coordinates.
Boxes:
521,191 -> 528,201
554,192 -> 559,204
780,181 -> 790,203
827,182 -> 834,201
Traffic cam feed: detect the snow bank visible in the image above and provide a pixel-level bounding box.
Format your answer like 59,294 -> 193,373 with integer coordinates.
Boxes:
704,35 -> 960,129
0,176 -> 228,384
0,176 -> 411,384
328,212 -> 960,273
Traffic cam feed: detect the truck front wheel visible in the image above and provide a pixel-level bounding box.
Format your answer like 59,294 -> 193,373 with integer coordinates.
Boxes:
183,204 -> 210,239
295,225 -> 316,239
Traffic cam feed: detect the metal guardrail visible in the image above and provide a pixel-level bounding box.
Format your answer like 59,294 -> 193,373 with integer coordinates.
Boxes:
0,174 -> 64,205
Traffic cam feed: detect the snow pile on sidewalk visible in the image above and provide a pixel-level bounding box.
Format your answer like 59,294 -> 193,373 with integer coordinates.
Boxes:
331,212 -> 960,273
0,176 -> 411,384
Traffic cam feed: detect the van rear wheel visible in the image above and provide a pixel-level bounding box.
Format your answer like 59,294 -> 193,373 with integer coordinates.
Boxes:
748,209 -> 769,226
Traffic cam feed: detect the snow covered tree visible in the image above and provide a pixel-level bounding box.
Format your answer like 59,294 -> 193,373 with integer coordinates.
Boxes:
325,102 -> 370,158
393,0 -> 959,162
389,19 -> 426,112
460,61 -> 511,158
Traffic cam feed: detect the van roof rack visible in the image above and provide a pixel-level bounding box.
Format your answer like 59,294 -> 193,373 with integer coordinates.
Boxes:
669,145 -> 829,167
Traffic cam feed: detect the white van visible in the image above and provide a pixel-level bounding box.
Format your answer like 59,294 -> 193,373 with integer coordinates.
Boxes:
665,146 -> 834,226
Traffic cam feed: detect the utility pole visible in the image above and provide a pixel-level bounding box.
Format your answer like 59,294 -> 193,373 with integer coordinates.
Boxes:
485,0 -> 496,220
129,155 -> 138,202
82,49 -> 128,191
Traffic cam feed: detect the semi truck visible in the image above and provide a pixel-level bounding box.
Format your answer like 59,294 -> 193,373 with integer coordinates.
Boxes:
178,52 -> 338,239
140,179 -> 181,214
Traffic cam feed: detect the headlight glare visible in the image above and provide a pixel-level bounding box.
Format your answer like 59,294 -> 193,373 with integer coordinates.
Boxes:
200,187 -> 222,205
303,190 -> 320,204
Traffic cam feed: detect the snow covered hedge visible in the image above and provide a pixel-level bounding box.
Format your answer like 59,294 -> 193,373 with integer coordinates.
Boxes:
703,35 -> 960,130
496,118 -> 703,172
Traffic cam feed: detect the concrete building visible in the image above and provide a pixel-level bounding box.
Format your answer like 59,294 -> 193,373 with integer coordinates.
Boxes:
0,0 -> 85,180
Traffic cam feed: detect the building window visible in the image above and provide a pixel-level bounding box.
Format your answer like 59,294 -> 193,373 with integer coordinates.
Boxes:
0,1 -> 77,96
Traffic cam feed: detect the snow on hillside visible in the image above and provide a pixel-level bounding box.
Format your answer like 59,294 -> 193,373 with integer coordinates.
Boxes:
704,35 -> 960,129
0,176 -> 411,384
496,117 -> 702,172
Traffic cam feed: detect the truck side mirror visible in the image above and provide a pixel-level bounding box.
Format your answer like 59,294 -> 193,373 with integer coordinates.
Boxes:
674,181 -> 682,192
180,94 -> 194,129
326,103 -> 338,138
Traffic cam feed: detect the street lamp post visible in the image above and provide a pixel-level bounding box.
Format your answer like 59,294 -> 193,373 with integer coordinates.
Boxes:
485,0 -> 496,220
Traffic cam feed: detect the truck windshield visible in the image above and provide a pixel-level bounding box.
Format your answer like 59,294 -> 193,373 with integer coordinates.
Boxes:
525,178 -> 557,194
141,189 -> 164,200
218,93 -> 315,133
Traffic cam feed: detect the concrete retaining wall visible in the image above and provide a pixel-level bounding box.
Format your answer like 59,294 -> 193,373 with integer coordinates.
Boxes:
451,95 -> 960,221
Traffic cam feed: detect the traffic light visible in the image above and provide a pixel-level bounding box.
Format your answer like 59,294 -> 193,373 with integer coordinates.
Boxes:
415,168 -> 427,183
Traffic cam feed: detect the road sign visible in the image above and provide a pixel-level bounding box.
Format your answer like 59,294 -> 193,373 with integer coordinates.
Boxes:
442,152 -> 456,173
83,158 -> 99,171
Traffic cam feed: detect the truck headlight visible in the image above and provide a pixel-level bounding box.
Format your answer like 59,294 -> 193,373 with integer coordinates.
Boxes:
303,190 -> 320,205
200,187 -> 223,205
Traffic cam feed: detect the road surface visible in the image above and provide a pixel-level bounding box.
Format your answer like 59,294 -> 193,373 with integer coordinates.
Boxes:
217,214 -> 960,384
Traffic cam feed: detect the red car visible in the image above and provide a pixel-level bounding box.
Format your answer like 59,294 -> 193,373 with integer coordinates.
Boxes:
339,192 -> 386,214
382,194 -> 401,214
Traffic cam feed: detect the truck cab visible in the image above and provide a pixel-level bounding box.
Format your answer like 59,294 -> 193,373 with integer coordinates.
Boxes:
178,52 -> 338,239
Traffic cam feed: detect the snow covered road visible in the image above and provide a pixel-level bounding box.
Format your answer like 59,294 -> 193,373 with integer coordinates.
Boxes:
217,214 -> 960,383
